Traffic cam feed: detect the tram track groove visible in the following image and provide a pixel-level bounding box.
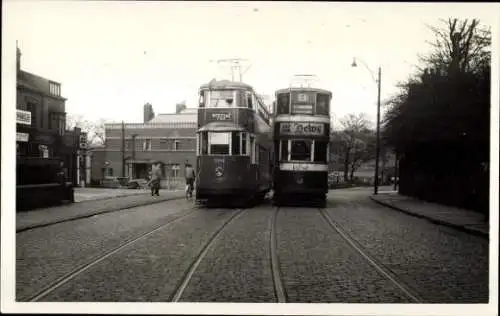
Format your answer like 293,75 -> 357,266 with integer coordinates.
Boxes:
269,207 -> 287,303
170,209 -> 247,302
318,208 -> 423,303
27,208 -> 198,302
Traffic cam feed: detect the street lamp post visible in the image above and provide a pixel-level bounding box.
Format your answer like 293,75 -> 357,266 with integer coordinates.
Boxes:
351,58 -> 382,195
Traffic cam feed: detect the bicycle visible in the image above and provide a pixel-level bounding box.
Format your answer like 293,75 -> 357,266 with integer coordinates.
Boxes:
185,182 -> 194,200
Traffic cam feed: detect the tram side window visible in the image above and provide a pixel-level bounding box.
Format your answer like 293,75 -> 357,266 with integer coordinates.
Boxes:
276,93 -> 290,114
313,141 -> 328,163
247,92 -> 253,109
199,91 -> 206,108
290,140 -> 312,161
200,132 -> 208,155
316,93 -> 330,115
231,132 -> 240,155
241,132 -> 247,155
250,135 -> 256,164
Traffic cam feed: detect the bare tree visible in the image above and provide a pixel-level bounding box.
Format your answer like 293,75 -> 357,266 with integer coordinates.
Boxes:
421,18 -> 491,74
66,115 -> 106,146
338,113 -> 373,181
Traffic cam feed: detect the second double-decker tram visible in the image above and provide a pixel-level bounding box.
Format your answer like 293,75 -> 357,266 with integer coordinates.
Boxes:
195,79 -> 273,206
272,84 -> 332,206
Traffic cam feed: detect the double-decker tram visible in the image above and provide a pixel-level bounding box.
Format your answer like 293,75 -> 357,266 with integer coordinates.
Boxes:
195,79 -> 273,206
272,75 -> 332,206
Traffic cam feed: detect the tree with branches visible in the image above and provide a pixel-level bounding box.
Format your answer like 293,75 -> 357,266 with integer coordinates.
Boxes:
66,115 -> 106,147
383,18 -> 490,214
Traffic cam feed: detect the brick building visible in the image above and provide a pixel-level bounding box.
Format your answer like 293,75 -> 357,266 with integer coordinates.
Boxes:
16,46 -> 84,208
90,103 -> 197,186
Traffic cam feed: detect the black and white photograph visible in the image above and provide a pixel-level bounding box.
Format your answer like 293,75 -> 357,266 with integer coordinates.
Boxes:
1,1 -> 498,315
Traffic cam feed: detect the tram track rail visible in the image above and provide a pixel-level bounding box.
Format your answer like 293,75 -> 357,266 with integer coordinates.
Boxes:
270,207 -> 287,303
170,209 -> 247,302
318,208 -> 423,303
27,207 -> 198,302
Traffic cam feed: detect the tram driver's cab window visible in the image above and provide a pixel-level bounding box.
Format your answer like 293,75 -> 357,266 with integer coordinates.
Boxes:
290,140 -> 312,161
207,90 -> 235,108
208,132 -> 230,155
276,93 -> 290,114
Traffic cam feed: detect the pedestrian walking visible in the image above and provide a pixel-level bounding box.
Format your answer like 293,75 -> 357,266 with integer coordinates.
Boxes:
148,162 -> 163,197
184,162 -> 195,199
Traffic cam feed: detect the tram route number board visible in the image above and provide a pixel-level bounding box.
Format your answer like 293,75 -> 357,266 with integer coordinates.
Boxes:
280,122 -> 324,136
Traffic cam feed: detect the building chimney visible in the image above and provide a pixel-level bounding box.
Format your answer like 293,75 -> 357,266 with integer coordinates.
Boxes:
143,103 -> 154,123
16,46 -> 21,72
175,102 -> 187,114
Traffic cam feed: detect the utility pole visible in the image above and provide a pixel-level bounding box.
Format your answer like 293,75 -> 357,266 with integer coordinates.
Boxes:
210,58 -> 252,82
121,120 -> 125,177
131,134 -> 137,179
374,66 -> 382,195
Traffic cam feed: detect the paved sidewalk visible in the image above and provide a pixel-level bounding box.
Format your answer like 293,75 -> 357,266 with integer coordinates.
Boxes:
370,192 -> 489,238
73,188 -> 151,203
17,190 -> 184,233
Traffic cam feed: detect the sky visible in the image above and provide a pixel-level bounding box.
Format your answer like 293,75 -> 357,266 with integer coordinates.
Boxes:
5,1 -> 500,126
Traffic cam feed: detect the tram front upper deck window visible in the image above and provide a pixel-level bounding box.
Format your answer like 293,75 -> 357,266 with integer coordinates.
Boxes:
207,90 -> 235,108
291,91 -> 315,115
313,141 -> 328,163
276,93 -> 290,114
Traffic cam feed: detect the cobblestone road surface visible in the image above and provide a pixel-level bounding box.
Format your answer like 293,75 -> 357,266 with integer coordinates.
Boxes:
16,188 -> 489,303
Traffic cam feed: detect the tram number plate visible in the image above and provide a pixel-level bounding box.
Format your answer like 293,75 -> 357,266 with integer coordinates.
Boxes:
280,122 -> 324,136
210,113 -> 232,121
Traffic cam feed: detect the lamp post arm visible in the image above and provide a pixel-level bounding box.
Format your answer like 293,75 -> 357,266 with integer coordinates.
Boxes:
354,58 -> 378,84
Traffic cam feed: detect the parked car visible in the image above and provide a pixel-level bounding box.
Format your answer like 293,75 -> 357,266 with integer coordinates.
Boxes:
101,176 -> 129,188
127,178 -> 149,189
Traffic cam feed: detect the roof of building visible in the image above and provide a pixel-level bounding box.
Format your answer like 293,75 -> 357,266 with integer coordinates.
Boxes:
147,113 -> 197,124
147,107 -> 197,123
17,70 -> 66,100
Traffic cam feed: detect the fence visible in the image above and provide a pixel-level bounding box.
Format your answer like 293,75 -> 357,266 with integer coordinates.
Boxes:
160,177 -> 186,190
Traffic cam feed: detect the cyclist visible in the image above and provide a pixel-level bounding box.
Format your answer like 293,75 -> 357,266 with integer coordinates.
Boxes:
184,162 -> 195,198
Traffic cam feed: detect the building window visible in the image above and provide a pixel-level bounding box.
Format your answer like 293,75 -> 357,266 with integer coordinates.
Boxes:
143,139 -> 151,151
126,139 -> 134,150
49,81 -> 61,97
174,140 -> 181,151
26,102 -> 37,128
107,168 -> 113,176
172,164 -> 180,178
160,139 -> 168,149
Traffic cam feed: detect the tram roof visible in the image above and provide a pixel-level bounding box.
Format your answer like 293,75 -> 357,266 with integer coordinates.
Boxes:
275,87 -> 332,95
199,79 -> 254,91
